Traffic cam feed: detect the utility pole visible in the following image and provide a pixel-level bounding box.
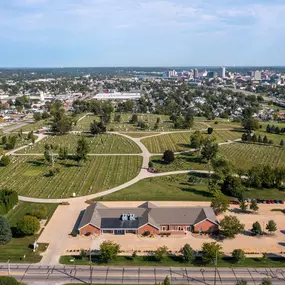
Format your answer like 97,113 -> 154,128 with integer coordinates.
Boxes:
7,259 -> 10,276
214,250 -> 218,285
89,248 -> 93,285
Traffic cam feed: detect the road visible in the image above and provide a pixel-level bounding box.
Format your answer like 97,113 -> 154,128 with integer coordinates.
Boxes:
0,264 -> 284,285
3,120 -> 34,133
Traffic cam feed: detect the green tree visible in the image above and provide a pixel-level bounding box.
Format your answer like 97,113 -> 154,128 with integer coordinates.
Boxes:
0,155 -> 10,167
232,249 -> 246,263
190,131 -> 204,150
162,276 -> 171,285
162,150 -> 175,164
100,241 -> 120,262
250,200 -> 259,212
260,278 -> 272,285
239,200 -> 248,212
211,190 -> 229,214
154,246 -> 168,262
266,220 -> 277,234
221,175 -> 244,200
58,147 -> 68,160
51,109 -> 73,135
258,135 -> 262,144
130,114 -> 138,124
76,136 -> 90,164
17,215 -> 40,236
114,114 -> 121,123
201,138 -> 218,162
0,276 -> 21,285
148,161 -> 154,169
251,221 -> 262,235
33,112 -> 42,121
280,139 -> 284,147
0,216 -> 12,245
180,243 -> 194,263
263,136 -> 268,144
220,216 -> 244,238
201,242 -> 223,264
1,136 -> 7,145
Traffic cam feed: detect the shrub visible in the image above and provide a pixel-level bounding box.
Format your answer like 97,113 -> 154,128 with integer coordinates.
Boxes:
100,241 -> 120,262
143,231 -> 150,236
201,242 -> 223,264
29,205 -> 48,220
17,215 -> 40,236
207,127 -> 214,134
180,243 -> 194,263
0,155 -> 10,167
232,249 -> 246,263
154,246 -> 168,262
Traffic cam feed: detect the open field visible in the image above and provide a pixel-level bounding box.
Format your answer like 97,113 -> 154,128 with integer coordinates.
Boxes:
100,173 -> 285,202
0,156 -> 142,198
98,174 -> 213,201
150,153 -> 211,172
74,113 -> 207,132
17,133 -> 141,154
0,202 -> 57,263
142,130 -> 242,153
219,143 -> 285,169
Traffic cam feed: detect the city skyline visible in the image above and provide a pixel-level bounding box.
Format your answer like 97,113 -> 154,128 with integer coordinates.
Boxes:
1,0 -> 285,67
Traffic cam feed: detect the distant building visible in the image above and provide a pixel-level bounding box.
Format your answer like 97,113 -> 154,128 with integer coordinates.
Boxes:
194,69 -> 199,79
208,71 -> 217,79
93,91 -> 141,101
219,67 -> 226,78
254,70 -> 262,81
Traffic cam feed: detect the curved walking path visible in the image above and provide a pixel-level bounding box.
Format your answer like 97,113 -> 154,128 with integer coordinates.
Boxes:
10,126 -> 240,204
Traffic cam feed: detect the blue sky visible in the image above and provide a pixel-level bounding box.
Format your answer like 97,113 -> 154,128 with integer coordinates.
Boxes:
1,0 -> 285,67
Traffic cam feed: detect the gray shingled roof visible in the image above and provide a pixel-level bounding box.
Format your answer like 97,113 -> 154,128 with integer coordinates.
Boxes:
78,203 -> 218,230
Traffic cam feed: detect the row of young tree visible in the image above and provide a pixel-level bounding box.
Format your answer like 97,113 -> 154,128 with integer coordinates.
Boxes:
266,124 -> 285,134
241,133 -> 284,146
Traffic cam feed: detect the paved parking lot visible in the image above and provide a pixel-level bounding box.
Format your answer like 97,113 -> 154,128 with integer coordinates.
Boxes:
38,201 -> 285,264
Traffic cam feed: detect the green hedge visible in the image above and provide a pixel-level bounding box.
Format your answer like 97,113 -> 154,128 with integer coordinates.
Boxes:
0,189 -> 18,215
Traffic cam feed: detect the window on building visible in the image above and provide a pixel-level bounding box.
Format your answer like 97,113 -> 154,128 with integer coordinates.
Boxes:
162,226 -> 166,231
178,226 -> 183,231
186,226 -> 191,232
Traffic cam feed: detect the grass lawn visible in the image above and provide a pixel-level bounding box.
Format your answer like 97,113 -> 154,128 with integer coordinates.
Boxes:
150,153 -> 211,172
74,113 -> 207,132
0,156 -> 142,198
142,130 -> 242,153
0,202 -> 57,263
60,255 -> 285,268
100,173 -> 285,202
0,133 -> 38,155
219,142 -> 285,169
98,174 -> 213,202
17,133 -> 141,154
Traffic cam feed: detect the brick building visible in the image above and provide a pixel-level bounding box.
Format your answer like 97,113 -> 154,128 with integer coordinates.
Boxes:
78,202 -> 219,236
